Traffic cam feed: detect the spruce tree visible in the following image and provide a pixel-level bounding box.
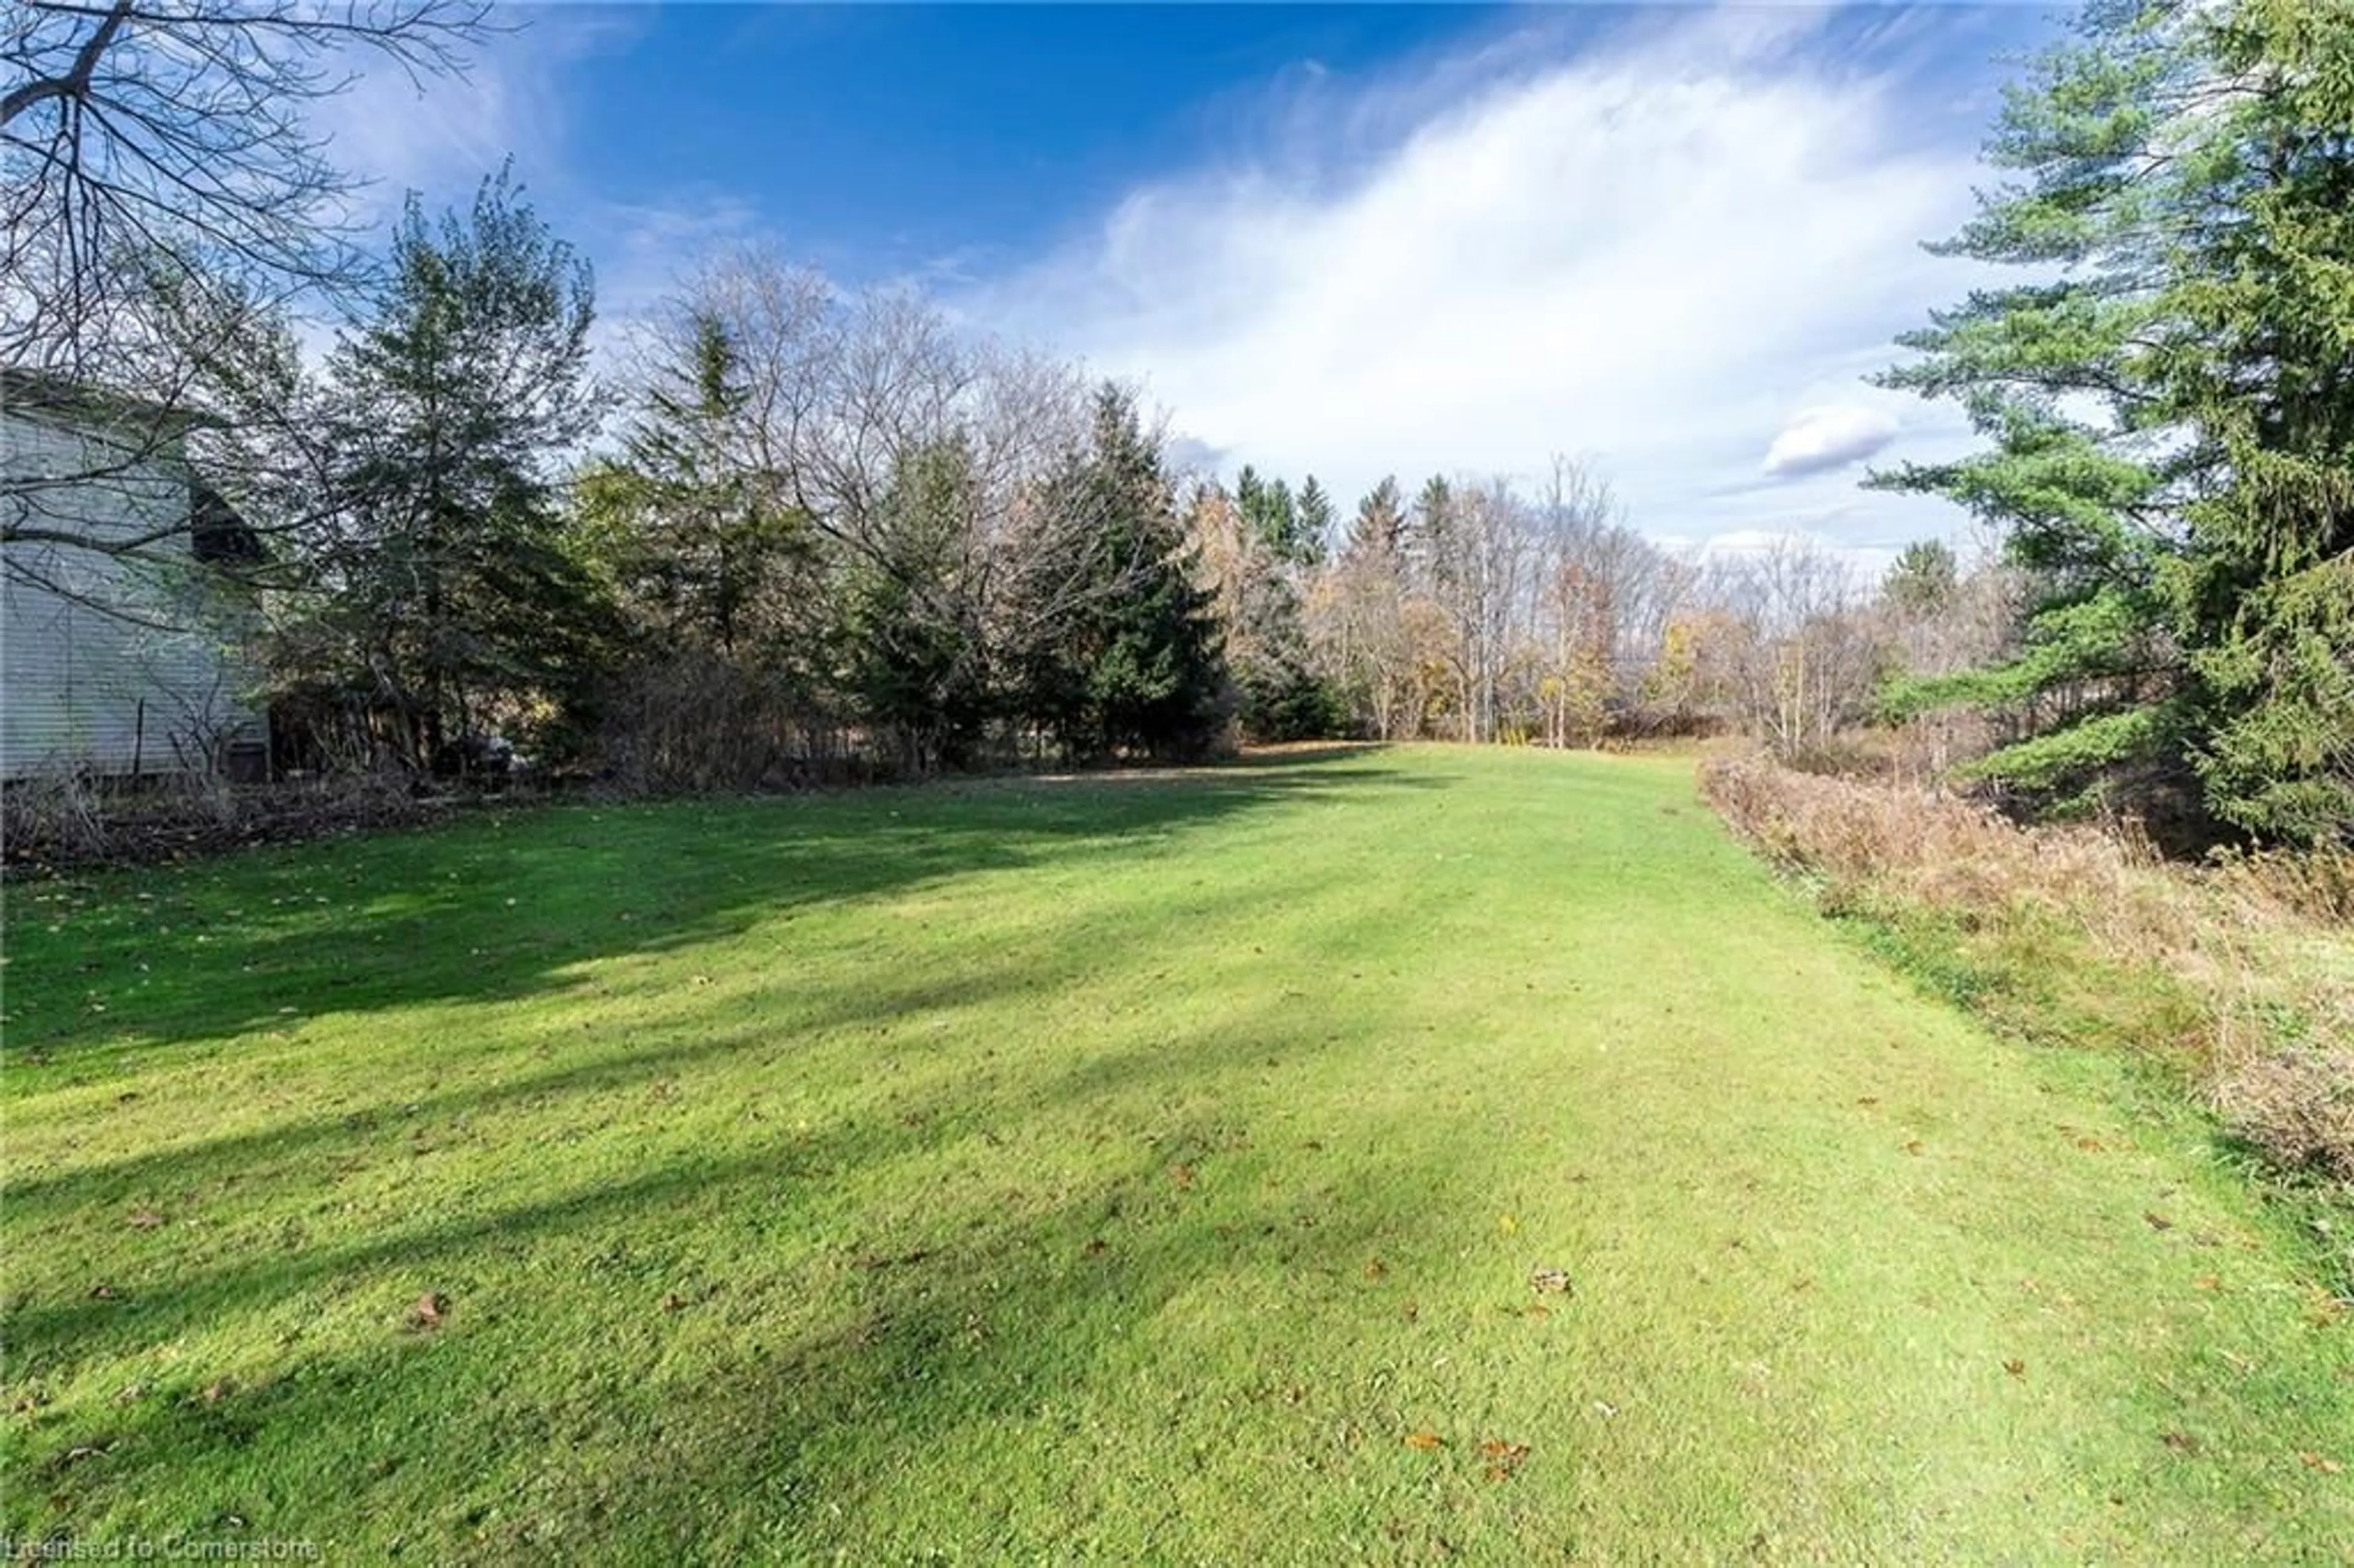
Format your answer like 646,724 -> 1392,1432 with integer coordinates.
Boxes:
842,436 -> 991,771
1294,475 -> 1336,567
1017,386 -> 1228,761
2161,0 -> 2354,840
575,311 -> 807,655
1350,477 -> 1409,559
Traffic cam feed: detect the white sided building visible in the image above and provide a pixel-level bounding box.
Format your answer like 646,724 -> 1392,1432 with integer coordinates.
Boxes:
1,373 -> 269,781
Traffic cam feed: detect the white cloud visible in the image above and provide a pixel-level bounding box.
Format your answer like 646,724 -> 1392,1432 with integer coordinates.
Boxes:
961,4 -> 1991,552
307,15 -> 609,227
1762,403 -> 1902,478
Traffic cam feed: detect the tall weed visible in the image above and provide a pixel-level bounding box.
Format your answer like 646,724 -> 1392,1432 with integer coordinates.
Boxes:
1701,755 -> 2354,1186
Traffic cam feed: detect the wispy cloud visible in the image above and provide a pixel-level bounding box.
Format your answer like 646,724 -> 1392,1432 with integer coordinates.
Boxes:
960,4 -> 1998,554
303,11 -> 756,365
307,9 -> 637,227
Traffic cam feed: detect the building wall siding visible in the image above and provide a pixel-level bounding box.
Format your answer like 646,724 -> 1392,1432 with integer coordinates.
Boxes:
2,408 -> 265,779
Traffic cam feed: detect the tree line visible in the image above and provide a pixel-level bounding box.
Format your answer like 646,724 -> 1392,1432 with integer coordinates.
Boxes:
5,0 -> 2345,843
192,185 -> 1921,786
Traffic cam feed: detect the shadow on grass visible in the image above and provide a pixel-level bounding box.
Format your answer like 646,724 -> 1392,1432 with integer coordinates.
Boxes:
1,851 -> 1355,1215
4,748 -> 1425,1059
13,956 -> 1490,1555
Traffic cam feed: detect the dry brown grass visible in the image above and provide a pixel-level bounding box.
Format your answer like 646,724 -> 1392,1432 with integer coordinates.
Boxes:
1701,754 -> 2354,1185
0,767 -> 433,873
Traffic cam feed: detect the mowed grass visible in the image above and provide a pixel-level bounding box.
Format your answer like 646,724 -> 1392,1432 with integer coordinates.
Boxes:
4,747 -> 2349,1562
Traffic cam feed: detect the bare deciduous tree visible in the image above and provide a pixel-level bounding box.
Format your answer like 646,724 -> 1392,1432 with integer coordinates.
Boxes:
4,0 -> 491,604
1698,537 -> 1886,763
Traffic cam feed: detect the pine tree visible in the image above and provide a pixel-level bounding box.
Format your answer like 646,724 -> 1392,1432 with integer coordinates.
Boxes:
1883,540 -> 1961,618
1874,0 -> 2354,839
318,167 -> 613,766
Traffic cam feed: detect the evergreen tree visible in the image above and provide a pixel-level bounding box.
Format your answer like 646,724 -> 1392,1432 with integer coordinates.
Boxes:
1232,563 -> 1344,743
2160,0 -> 2354,840
1350,476 -> 1409,559
1265,479 -> 1302,561
1235,465 -> 1268,528
574,311 -> 808,655
1233,466 -> 1315,564
1875,0 -> 2352,839
1221,470 -> 1344,737
842,436 -> 991,771
1883,540 -> 1961,618
1294,475 -> 1336,566
1015,386 -> 1228,761
1412,474 -> 1457,592
318,168 -> 614,766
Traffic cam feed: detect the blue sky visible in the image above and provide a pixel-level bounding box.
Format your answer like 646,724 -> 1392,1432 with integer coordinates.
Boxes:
318,2 -> 2065,566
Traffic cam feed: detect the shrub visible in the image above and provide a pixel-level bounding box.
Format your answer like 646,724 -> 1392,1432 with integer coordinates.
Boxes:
1701,753 -> 2354,1189
1,767 -> 430,873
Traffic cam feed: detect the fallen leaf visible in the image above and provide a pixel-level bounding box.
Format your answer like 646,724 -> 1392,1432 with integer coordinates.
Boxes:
88,1284 -> 119,1301
405,1292 -> 448,1331
1529,1267 -> 1572,1296
2299,1452 -> 2344,1475
2145,1212 -> 2174,1231
201,1380 -> 231,1404
2194,1274 -> 2221,1291
1903,1140 -> 1924,1156
127,1209 -> 165,1231
2076,1136 -> 2104,1152
1363,1257 -> 1388,1281
1170,1163 -> 1195,1190
1855,1097 -> 1880,1107
1403,1431 -> 1445,1451
1497,1214 -> 1519,1235
660,1292 -> 687,1313
2163,1431 -> 2201,1455
2003,1359 -> 2026,1378
1479,1439 -> 1531,1480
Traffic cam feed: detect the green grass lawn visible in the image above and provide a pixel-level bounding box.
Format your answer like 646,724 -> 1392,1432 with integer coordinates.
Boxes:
5,746 -> 2349,1562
